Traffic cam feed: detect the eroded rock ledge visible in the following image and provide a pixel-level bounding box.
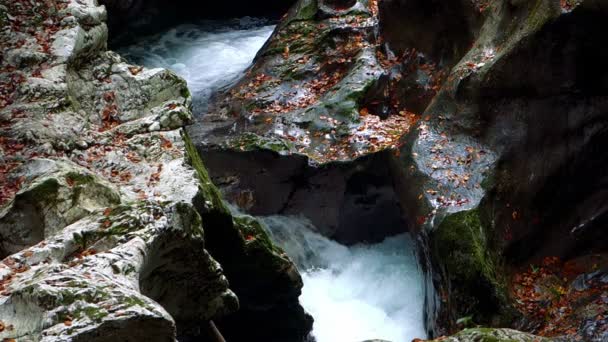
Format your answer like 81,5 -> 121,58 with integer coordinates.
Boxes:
0,0 -> 310,341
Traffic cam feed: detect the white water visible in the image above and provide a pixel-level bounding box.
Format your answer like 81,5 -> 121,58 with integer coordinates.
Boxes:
122,20 -> 426,342
118,18 -> 275,113
262,215 -> 426,342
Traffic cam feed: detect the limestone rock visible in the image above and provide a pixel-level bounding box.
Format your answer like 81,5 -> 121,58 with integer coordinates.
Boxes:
189,0 -> 398,164
0,0 -> 311,340
0,202 -> 236,341
428,328 -> 551,342
0,159 -> 120,258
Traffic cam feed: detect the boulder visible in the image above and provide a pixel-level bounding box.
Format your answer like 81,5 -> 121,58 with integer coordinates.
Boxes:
427,328 -> 551,342
391,0 -> 608,336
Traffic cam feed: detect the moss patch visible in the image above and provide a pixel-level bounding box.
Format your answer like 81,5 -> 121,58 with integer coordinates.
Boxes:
181,130 -> 229,216
26,178 -> 60,204
65,172 -> 95,186
430,328 -> 550,342
435,210 -> 495,282
233,215 -> 284,256
431,208 -> 511,325
224,132 -> 294,155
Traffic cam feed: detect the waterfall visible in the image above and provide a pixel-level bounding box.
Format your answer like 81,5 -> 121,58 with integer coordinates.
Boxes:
260,215 -> 427,342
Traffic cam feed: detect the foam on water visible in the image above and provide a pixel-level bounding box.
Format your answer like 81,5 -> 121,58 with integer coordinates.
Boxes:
262,215 -> 427,342
118,18 -> 274,113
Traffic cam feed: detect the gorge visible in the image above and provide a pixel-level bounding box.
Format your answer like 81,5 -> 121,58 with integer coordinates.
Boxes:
0,0 -> 607,342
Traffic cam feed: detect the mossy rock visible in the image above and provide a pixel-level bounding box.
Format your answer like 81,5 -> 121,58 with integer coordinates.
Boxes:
288,0 -> 319,23
181,129 -> 229,215
224,132 -> 295,155
430,208 -> 512,325
431,328 -> 552,342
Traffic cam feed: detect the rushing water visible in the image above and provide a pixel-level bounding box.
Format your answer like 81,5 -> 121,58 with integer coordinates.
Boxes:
118,18 -> 275,114
261,215 -> 426,342
122,19 -> 426,342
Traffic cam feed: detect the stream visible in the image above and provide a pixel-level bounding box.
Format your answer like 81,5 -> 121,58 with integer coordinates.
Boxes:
120,18 -> 426,342
118,17 -> 275,114
261,215 -> 425,342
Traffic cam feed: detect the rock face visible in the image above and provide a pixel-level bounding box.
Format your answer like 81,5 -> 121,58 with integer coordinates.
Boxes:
426,328 -> 551,342
189,0 -> 415,244
198,0 -> 608,340
193,0 -> 415,164
0,0 -> 311,341
0,159 -> 121,258
390,0 -> 608,338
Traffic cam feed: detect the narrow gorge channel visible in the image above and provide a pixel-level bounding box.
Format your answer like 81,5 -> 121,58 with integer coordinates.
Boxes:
119,19 -> 427,342
4,0 -> 608,341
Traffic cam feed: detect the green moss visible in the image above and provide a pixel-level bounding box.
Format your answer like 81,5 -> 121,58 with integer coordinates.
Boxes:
525,0 -> 557,33
180,86 -> 191,100
27,178 -> 60,203
290,0 -> 318,22
225,132 -> 294,154
72,204 -> 154,249
232,214 -> 292,274
73,305 -> 108,321
35,284 -> 111,310
65,172 -> 95,186
181,130 -> 229,215
123,295 -> 147,308
433,328 -> 550,342
122,263 -> 137,275
435,210 -> 495,282
432,209 -> 510,323
233,215 -> 282,254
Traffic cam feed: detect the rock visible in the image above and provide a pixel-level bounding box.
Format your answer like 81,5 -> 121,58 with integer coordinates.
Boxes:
200,147 -> 407,244
0,159 -> 121,258
190,0 -> 397,164
182,134 -> 314,342
426,328 -> 551,342
0,202 -> 236,341
207,214 -> 313,342
389,0 -> 608,336
199,0 -> 608,339
0,0 -> 311,341
190,0 -> 412,244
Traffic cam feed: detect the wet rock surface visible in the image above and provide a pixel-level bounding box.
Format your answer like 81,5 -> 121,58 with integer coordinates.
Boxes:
202,148 -> 406,244
195,0 -> 608,340
3,0 -> 608,341
189,0 -> 425,244
391,0 -> 608,339
189,0 -> 421,165
0,0 -> 310,341
425,328 -> 551,342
